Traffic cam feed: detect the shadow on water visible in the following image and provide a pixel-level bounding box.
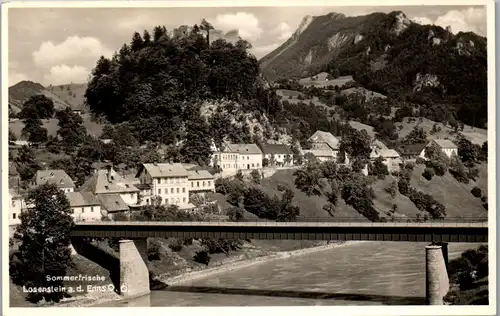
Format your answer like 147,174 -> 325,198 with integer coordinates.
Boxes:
161,286 -> 426,305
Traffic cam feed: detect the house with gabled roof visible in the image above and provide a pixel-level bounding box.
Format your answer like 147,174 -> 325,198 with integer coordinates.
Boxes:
79,166 -> 139,216
135,163 -> 195,211
183,164 -> 216,195
259,143 -> 294,167
430,138 -> 458,158
210,142 -> 263,173
307,130 -> 342,160
65,191 -> 102,222
34,169 -> 75,193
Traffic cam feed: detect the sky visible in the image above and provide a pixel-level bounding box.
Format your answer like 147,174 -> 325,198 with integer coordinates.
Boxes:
7,4 -> 487,86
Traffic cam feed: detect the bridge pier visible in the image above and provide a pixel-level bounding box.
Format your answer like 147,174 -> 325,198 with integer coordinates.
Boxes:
119,239 -> 150,298
425,244 -> 449,305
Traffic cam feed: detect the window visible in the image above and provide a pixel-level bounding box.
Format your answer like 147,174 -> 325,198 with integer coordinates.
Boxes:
13,213 -> 16,219
171,188 -> 174,193
177,188 -> 180,193
208,181 -> 211,186
176,198 -> 180,204
182,188 -> 186,193
82,208 -> 85,213
191,182 -> 194,187
158,189 -> 161,195
257,163 -> 260,167
105,185 -> 109,190
158,178 -> 162,184
91,207 -> 94,212
12,200 -> 16,207
183,197 -> 186,203
252,163 -> 254,167
130,193 -> 134,198
165,198 -> 169,204
146,199 -> 149,205
202,181 -> 205,187
197,181 -> 200,187
159,197 -> 162,203
247,156 -> 249,160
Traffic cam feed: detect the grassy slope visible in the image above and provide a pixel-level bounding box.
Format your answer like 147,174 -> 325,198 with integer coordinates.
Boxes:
371,175 -> 420,218
409,164 -> 488,218
395,117 -> 487,145
9,114 -> 104,139
260,169 -> 365,219
46,83 -> 87,110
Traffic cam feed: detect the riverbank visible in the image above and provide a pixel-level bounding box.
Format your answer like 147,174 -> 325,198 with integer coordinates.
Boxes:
59,240 -> 362,307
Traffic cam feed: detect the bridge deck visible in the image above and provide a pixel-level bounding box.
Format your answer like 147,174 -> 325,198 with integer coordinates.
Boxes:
72,221 -> 488,243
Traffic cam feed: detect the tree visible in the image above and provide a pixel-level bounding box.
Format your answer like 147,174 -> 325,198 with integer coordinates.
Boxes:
56,108 -> 87,152
9,128 -> 17,141
368,157 -> 389,179
180,104 -> 213,165
21,118 -> 48,145
14,145 -> 40,184
11,183 -> 74,303
235,170 -> 244,181
457,137 -> 478,167
250,169 -> 261,184
18,95 -> 55,120
422,167 -> 435,180
341,174 -> 379,222
339,127 -> 371,165
227,206 -> 244,222
449,154 -> 469,184
293,163 -> 326,196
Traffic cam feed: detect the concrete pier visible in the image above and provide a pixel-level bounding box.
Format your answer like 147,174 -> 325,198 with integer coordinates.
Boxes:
425,245 -> 450,305
119,239 -> 150,298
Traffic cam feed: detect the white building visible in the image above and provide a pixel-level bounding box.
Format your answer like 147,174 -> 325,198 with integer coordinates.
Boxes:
35,169 -> 75,193
259,143 -> 294,167
135,163 -> 195,210
183,164 -> 216,196
66,191 -> 102,222
431,139 -> 458,158
80,167 -> 139,216
370,147 -> 402,172
211,143 -> 263,174
8,189 -> 27,226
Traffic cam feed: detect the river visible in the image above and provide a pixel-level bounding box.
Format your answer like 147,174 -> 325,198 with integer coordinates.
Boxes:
99,242 -> 481,307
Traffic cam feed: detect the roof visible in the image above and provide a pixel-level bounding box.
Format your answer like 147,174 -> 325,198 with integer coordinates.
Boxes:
98,194 -> 129,212
303,149 -> 334,157
80,169 -> 139,194
222,143 -> 263,155
187,169 -> 214,180
433,139 -> 457,149
397,143 -> 427,155
308,131 -> 340,150
66,191 -> 101,207
137,163 -> 189,178
260,143 -> 292,155
36,170 -> 75,188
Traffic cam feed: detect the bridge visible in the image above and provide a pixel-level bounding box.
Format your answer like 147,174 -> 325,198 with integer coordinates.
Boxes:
70,217 -> 488,305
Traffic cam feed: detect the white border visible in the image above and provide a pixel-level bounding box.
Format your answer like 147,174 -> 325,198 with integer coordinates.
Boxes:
1,1 -> 496,316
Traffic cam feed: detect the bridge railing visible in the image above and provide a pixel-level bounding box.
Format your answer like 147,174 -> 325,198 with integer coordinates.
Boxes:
74,216 -> 488,226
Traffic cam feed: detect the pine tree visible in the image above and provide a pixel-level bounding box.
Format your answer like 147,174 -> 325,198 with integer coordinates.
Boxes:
11,183 -> 74,303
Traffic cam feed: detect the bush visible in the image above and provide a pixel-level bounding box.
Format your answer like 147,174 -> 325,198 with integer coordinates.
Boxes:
481,196 -> 487,203
147,239 -> 162,261
168,238 -> 183,252
183,238 -> 193,246
193,250 -> 211,265
422,167 -> 435,180
416,157 -> 426,164
384,180 -> 397,199
471,187 -> 482,198
227,206 -> 244,222
398,177 -> 410,195
250,169 -> 261,184
483,203 -> 488,210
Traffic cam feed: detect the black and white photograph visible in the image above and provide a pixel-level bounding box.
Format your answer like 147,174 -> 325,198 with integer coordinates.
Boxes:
2,1 -> 496,314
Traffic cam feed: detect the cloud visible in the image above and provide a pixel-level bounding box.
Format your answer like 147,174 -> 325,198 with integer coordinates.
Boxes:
9,72 -> 28,86
412,7 -> 486,36
32,36 -> 113,69
250,43 -> 280,59
273,22 -> 294,41
214,12 -> 262,41
42,65 -> 90,85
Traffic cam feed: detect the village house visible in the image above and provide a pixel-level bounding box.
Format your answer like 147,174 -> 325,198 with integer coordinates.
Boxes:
79,166 -> 140,217
65,191 -> 102,222
306,130 -> 341,160
211,143 -> 263,173
259,143 -> 294,167
370,147 -> 403,172
34,169 -> 75,193
182,164 -> 216,196
397,143 -> 428,161
428,139 -> 458,158
8,189 -> 27,226
135,163 -> 195,211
